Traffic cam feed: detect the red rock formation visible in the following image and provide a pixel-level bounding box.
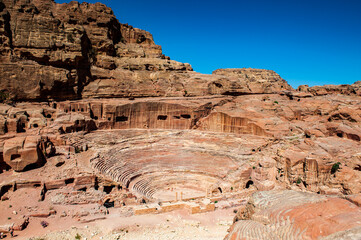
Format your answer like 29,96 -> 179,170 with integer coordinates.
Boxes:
0,0 -> 360,239
227,190 -> 361,240
0,0 -> 294,101
298,81 -> 361,96
3,135 -> 55,171
0,0 -> 193,101
212,68 -> 293,94
197,112 -> 270,136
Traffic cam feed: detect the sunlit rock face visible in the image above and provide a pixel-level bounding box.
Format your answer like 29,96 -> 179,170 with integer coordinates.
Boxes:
0,0 -> 294,101
3,135 -> 55,172
0,0 -> 360,239
226,190 -> 361,240
1,94 -> 360,197
0,0 -> 191,101
298,81 -> 361,96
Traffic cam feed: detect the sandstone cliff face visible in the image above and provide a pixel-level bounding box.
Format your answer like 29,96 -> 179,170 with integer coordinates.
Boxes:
212,68 -> 293,94
0,0 -> 358,102
298,81 -> 361,96
0,0 -> 294,101
0,0 -> 192,101
1,0 -> 90,100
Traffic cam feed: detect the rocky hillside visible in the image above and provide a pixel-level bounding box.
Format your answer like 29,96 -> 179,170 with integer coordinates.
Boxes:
0,0 -> 190,101
0,0 -> 296,101
0,0 -> 360,240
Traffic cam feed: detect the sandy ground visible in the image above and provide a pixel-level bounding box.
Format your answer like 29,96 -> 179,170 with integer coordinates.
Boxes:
15,207 -> 236,240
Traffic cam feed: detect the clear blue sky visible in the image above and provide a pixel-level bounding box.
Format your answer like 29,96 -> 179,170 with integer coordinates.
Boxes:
56,0 -> 361,88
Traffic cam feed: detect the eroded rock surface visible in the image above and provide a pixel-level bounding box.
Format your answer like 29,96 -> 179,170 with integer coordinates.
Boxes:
298,81 -> 361,96
0,89 -> 360,239
0,0 -> 190,101
212,68 -> 292,94
0,0 -> 295,101
226,190 -> 361,240
3,135 -> 55,171
0,0 -> 360,239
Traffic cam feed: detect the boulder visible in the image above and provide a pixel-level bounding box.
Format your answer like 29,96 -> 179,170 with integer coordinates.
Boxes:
3,136 -> 55,171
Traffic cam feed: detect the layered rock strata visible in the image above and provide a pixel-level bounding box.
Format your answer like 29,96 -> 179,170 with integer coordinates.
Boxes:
298,81 -> 361,96
0,0 -> 360,239
0,0 -> 294,101
0,0 -> 191,101
226,190 -> 361,240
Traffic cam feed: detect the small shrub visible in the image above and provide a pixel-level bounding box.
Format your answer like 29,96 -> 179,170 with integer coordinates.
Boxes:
40,221 -> 49,228
331,162 -> 341,174
252,166 -> 256,169
214,201 -> 218,203
296,177 -> 302,184
274,101 -> 279,104
75,233 -> 81,240
75,147 -> 81,154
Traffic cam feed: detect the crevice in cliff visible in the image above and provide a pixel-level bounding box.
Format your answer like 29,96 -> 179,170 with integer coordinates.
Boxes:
76,32 -> 93,98
191,102 -> 213,129
1,4 -> 13,50
107,17 -> 122,46
0,156 -> 11,173
19,49 -> 73,70
29,31 -> 95,101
